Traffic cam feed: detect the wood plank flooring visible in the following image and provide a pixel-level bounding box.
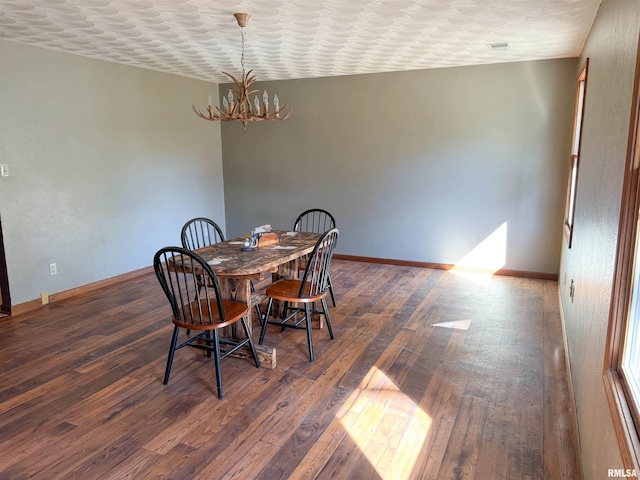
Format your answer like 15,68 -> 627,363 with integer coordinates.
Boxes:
0,260 -> 581,479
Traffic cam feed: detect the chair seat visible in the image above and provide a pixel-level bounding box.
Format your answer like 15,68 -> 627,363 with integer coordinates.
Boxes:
173,299 -> 248,330
266,279 -> 327,303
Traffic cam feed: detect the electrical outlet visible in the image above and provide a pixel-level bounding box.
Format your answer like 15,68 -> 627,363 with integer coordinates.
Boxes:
49,263 -> 57,275
0,164 -> 8,177
41,292 -> 49,305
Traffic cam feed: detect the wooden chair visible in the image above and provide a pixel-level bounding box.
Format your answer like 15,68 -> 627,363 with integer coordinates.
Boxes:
181,217 -> 264,326
293,209 -> 337,307
153,247 -> 260,399
181,217 -> 225,249
259,228 -> 339,361
294,208 -> 336,235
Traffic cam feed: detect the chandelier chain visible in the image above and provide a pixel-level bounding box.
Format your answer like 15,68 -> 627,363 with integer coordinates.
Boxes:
240,26 -> 246,79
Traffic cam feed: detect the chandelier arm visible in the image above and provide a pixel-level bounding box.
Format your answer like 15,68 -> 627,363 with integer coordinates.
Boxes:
273,103 -> 291,115
274,107 -> 292,121
214,105 -> 228,117
230,98 -> 239,116
224,71 -> 243,88
192,105 -> 209,119
193,105 -> 219,121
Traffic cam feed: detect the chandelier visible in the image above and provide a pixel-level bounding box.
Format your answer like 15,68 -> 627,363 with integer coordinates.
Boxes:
193,13 -> 291,128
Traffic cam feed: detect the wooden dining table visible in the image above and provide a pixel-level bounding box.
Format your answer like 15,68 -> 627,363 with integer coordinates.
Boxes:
190,230 -> 321,369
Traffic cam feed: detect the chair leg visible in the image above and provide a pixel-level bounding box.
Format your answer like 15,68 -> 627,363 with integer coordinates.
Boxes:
241,317 -> 261,368
205,330 -> 212,358
322,297 -> 335,340
281,301 -> 291,331
254,304 -> 264,327
305,303 -> 314,362
328,275 -> 337,307
213,329 -> 223,399
259,298 -> 273,345
163,326 -> 180,385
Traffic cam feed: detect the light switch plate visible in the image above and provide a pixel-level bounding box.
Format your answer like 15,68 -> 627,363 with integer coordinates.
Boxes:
0,164 -> 8,177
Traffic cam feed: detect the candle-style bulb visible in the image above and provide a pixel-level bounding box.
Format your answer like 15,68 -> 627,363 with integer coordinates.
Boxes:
223,96 -> 229,109
263,90 -> 269,103
227,90 -> 234,104
208,93 -> 213,106
254,96 -> 260,114
273,94 -> 280,118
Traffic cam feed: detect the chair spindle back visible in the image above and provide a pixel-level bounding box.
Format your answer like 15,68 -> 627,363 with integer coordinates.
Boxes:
293,209 -> 336,234
154,247 -> 226,328
299,228 -> 339,298
181,218 -> 225,250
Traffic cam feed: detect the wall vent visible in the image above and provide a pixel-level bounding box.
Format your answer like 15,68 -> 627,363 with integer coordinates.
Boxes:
487,42 -> 511,52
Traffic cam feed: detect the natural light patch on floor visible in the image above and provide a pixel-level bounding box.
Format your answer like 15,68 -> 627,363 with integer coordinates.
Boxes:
431,319 -> 471,330
336,366 -> 432,480
449,221 -> 507,285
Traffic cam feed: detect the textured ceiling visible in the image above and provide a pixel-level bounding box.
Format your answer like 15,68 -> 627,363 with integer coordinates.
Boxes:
0,0 -> 601,83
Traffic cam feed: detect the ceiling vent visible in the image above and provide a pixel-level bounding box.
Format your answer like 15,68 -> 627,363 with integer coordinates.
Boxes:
487,42 -> 511,52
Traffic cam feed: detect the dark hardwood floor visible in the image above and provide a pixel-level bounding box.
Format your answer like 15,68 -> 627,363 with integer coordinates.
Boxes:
0,260 -> 581,479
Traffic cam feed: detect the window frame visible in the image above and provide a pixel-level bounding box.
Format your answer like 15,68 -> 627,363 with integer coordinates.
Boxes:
564,60 -> 589,248
604,35 -> 640,472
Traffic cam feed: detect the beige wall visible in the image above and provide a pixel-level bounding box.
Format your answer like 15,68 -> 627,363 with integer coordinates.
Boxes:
559,0 -> 640,478
221,59 -> 576,274
0,40 -> 224,305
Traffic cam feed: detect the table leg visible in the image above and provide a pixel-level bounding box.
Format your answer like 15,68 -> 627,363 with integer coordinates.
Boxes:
218,276 -> 276,368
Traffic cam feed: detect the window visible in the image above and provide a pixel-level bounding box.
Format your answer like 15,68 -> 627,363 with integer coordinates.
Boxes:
604,46 -> 640,470
564,60 -> 589,248
623,259 -> 640,410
